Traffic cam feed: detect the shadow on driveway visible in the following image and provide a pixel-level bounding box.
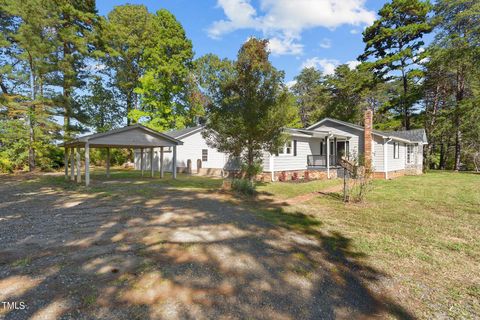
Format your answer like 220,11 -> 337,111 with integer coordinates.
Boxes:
0,173 -> 414,319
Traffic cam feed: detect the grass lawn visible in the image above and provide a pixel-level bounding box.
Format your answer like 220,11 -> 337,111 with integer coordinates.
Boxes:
254,171 -> 480,318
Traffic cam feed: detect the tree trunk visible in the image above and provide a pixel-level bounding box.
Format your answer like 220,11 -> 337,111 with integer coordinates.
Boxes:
439,142 -> 446,170
454,67 -> 465,171
28,55 -> 36,171
247,143 -> 255,182
401,62 -> 410,130
126,91 -> 132,125
63,41 -> 72,139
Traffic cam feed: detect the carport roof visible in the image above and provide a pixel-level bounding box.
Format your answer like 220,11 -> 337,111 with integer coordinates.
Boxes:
61,124 -> 183,148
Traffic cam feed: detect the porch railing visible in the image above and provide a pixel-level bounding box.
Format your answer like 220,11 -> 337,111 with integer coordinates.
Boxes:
307,155 -> 338,167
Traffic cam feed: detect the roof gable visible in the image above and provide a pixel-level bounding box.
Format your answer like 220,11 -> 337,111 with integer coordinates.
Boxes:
62,124 -> 183,147
306,118 -> 427,143
165,125 -> 204,139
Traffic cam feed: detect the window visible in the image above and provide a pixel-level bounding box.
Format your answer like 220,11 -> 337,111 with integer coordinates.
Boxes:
320,141 -> 324,156
407,145 -> 415,164
285,140 -> 292,154
393,142 -> 400,159
202,149 -> 208,161
278,140 -> 292,155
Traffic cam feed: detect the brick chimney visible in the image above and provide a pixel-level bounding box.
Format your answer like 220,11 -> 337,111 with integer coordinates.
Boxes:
364,109 -> 373,170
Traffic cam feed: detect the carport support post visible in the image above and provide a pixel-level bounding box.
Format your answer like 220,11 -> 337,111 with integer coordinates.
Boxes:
70,147 -> 75,181
160,147 -> 164,178
172,145 -> 177,179
76,146 -> 81,183
326,135 -> 330,179
85,142 -> 90,187
150,147 -> 154,178
106,148 -> 110,178
64,148 -> 68,180
140,148 -> 144,176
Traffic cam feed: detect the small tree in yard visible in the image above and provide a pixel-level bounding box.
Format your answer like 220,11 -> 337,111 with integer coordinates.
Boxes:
203,38 -> 296,184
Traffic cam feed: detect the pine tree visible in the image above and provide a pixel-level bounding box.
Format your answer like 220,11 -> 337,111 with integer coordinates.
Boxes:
360,0 -> 433,129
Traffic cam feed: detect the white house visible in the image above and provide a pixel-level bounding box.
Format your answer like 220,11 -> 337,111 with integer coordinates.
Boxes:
134,111 -> 428,181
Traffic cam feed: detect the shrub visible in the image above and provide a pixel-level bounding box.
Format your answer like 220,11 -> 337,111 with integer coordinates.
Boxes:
279,171 -> 287,182
292,172 -> 299,181
231,178 -> 256,195
0,156 -> 13,173
240,160 -> 263,180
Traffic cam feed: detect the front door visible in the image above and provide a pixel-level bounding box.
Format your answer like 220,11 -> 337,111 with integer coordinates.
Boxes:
336,141 -> 349,160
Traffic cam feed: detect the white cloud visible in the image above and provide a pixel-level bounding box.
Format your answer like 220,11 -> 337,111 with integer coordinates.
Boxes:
350,29 -> 359,34
319,38 -> 332,49
267,36 -> 303,55
208,0 -> 376,55
301,57 -> 339,75
347,60 -> 361,69
286,80 -> 297,88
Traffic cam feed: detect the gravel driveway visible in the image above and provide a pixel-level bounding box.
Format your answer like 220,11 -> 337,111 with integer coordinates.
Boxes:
0,174 -> 412,320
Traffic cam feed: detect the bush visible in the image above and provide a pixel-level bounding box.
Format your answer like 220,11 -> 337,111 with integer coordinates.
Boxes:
0,156 -> 13,173
240,160 -> 263,179
231,178 -> 256,195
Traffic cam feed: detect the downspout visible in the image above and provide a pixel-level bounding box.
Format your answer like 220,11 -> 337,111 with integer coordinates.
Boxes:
270,153 -> 275,182
384,138 -> 392,179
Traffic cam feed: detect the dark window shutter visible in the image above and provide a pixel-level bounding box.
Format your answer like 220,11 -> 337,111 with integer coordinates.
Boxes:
293,140 -> 297,156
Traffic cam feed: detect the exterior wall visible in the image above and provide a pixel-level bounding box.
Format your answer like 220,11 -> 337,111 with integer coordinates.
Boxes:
134,130 -> 229,173
405,143 -> 423,175
164,131 -> 227,171
373,170 -> 405,179
385,141 -> 407,172
265,136 -> 318,172
257,169 -> 337,182
372,136 -> 384,172
310,120 -> 363,159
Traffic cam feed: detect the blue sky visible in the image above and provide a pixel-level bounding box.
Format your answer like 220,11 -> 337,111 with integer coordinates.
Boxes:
96,0 -> 387,83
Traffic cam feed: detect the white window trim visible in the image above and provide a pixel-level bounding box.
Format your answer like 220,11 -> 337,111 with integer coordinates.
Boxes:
278,140 -> 292,156
406,144 -> 416,164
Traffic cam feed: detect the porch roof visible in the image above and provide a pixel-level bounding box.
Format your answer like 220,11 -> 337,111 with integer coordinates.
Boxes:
61,124 -> 183,148
285,128 -> 352,140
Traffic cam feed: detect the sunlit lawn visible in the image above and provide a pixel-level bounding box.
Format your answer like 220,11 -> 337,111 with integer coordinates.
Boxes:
257,171 -> 480,318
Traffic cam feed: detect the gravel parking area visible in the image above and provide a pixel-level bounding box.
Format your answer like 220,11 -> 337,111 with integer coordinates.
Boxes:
0,173 -> 410,319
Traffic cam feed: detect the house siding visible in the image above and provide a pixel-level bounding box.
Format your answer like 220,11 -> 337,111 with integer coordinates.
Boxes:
266,137 -> 317,172
134,130 -> 228,172
373,136 -> 384,172
385,141 -> 406,172
309,120 -> 363,159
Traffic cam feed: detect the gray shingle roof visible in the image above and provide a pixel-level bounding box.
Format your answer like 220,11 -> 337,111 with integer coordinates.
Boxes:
165,125 -> 203,139
384,129 -> 428,143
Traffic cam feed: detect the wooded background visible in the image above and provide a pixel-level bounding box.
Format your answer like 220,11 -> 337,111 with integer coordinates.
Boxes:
0,0 -> 479,173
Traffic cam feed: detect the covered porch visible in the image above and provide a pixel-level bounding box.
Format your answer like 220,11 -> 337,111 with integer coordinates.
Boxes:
289,128 -> 352,178
61,124 -> 183,186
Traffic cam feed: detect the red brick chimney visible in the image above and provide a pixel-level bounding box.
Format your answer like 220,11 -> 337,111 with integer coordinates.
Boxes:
364,109 -> 373,170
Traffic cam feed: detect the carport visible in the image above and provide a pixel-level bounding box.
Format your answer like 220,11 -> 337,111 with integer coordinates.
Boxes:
61,124 -> 183,186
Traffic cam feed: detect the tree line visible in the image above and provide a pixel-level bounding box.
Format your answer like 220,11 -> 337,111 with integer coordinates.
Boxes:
0,0 -> 479,173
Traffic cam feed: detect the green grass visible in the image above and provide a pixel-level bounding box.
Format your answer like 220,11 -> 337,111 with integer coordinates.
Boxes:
254,171 -> 480,318
257,178 -> 341,199
20,168 -> 223,197
11,257 -> 31,268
